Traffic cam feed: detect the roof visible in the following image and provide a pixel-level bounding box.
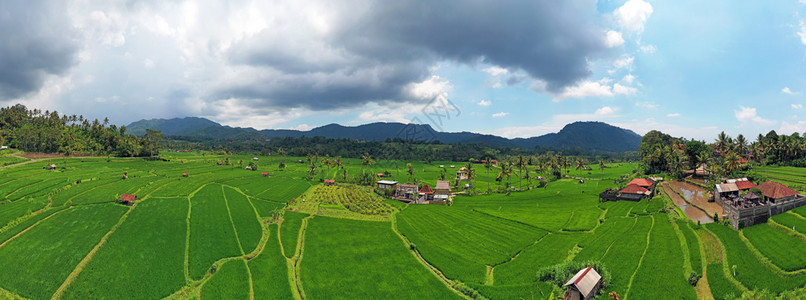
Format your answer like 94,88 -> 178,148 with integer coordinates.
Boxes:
435,181 -> 451,190
324,179 -> 335,183
735,180 -> 756,190
758,181 -> 799,199
419,184 -> 434,194
744,191 -> 759,200
627,178 -> 653,187
182,172 -> 188,175
459,167 -> 468,171
121,194 -> 137,202
717,183 -> 738,193
377,180 -> 398,185
620,184 -> 649,195
261,172 -> 269,175
564,267 -> 602,297
398,184 -> 418,191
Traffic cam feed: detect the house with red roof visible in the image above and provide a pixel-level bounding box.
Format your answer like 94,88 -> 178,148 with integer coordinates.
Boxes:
120,194 -> 137,206
418,184 -> 435,202
618,184 -> 651,201
261,172 -> 269,177
324,179 -> 335,186
720,180 -> 806,229
563,266 -> 602,300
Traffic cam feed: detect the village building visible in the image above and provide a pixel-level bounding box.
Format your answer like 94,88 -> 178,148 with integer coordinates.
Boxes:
261,172 -> 269,177
456,167 -> 469,181
563,266 -> 602,300
324,179 -> 335,186
182,172 -> 189,177
376,180 -> 398,191
618,184 -> 650,201
685,163 -> 711,177
418,184 -> 435,203
120,194 -> 137,206
0,145 -> 8,150
717,180 -> 806,229
377,173 -> 385,178
434,180 -> 451,202
217,161 -> 223,165
47,164 -> 57,170
396,184 -> 419,202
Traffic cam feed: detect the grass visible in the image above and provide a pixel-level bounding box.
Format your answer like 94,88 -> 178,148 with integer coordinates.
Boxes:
592,216 -> 652,297
250,199 -> 285,218
0,204 -> 127,299
200,259 -> 251,299
301,216 -> 459,299
0,198 -> 48,229
249,224 -> 294,299
707,263 -> 742,300
280,211 -> 308,258
61,198 -> 188,299
493,232 -> 585,285
188,184 -> 242,279
397,205 -> 547,283
223,186 -> 262,254
771,212 -> 806,236
743,223 -> 806,272
707,223 -> 806,293
678,220 -> 704,274
627,214 -> 696,299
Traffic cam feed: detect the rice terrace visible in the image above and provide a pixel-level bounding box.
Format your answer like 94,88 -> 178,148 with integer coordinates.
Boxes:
3,1 -> 806,299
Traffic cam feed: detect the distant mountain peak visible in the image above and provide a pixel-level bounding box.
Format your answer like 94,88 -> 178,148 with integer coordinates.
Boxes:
126,118 -> 641,152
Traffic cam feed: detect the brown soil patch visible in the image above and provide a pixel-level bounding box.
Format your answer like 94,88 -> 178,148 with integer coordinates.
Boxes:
661,183 -> 713,224
667,181 -> 722,218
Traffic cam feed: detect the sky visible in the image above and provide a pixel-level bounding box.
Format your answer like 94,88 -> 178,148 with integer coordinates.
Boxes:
2,0 -> 806,141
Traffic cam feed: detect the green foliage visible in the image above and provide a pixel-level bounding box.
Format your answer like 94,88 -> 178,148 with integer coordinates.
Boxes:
536,260 -> 611,290
397,205 -> 546,283
628,214 -> 696,299
249,224 -> 294,299
301,216 -> 459,299
0,204 -> 127,299
743,224 -> 806,271
188,184 -> 242,279
707,223 -> 806,293
62,198 -> 188,299
0,104 -> 161,157
280,211 -> 307,258
201,260 -> 251,299
706,263 -> 741,300
494,233 -> 585,285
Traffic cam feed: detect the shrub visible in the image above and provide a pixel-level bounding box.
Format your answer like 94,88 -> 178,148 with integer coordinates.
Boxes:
688,271 -> 701,286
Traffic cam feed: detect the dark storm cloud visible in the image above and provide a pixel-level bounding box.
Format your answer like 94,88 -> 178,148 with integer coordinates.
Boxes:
222,0 -> 608,110
0,1 -> 78,100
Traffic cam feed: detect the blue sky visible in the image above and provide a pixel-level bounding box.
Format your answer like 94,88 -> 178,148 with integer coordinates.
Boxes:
1,0 -> 806,140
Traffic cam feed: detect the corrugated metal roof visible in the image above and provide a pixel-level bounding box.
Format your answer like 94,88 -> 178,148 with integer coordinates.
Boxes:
718,183 -> 739,193
564,267 -> 602,297
377,180 -> 398,185
435,181 -> 450,190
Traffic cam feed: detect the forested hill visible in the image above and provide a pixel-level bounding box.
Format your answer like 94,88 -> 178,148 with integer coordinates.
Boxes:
128,117 -> 642,152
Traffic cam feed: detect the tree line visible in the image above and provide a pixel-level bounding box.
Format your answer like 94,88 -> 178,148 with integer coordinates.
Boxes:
0,104 -> 163,157
639,128 -> 806,180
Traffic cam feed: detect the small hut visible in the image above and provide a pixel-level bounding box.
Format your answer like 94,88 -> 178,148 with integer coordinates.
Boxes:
182,173 -> 189,177
377,173 -> 384,178
419,184 -> 435,202
120,194 -> 137,206
261,172 -> 269,177
324,179 -> 336,186
434,181 -> 452,201
563,266 -> 602,300
253,157 -> 259,161
217,161 -> 223,165
245,166 -> 253,170
47,164 -> 57,170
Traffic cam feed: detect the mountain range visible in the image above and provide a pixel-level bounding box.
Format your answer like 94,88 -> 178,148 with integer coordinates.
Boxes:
127,118 -> 642,152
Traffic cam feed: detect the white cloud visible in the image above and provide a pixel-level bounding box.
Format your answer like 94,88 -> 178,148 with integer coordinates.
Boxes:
639,44 -> 657,54
294,124 -> 313,131
667,113 -> 680,117
477,99 -> 491,107
780,121 -> 806,135
783,87 -> 800,95
735,106 -> 776,127
793,104 -> 804,109
605,30 -> 625,48
614,83 -> 638,96
613,56 -> 634,70
551,80 -> 613,101
622,74 -> 635,84
614,0 -> 653,34
143,59 -> 155,69
635,101 -> 657,109
799,19 -> 806,45
492,112 -> 509,118
493,106 -> 621,138
483,66 -> 509,76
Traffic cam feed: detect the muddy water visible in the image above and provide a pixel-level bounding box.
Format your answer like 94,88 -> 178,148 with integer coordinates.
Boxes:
663,183 -> 713,224
668,181 -> 723,219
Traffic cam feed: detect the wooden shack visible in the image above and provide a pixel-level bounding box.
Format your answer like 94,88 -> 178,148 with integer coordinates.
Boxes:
396,184 -> 419,201
182,173 -> 189,177
261,172 -> 269,177
563,266 -> 602,300
434,181 -> 451,201
419,184 -> 435,202
324,179 -> 335,186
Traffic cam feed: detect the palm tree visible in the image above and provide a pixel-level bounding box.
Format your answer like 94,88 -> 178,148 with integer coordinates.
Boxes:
406,163 -> 414,183
598,160 -> 606,173
516,154 -> 525,190
725,151 -> 740,173
484,157 -> 493,192
465,160 -> 476,191
736,134 -> 747,157
575,158 -> 586,176
523,168 -> 531,190
716,131 -> 730,154
277,147 -> 286,157
361,153 -> 374,171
